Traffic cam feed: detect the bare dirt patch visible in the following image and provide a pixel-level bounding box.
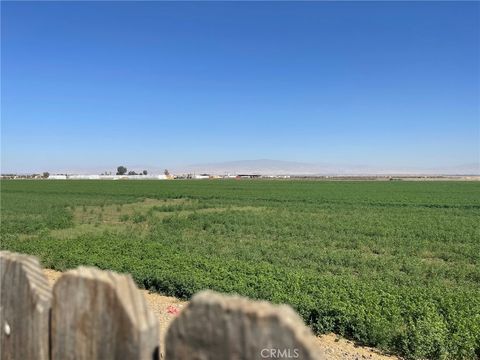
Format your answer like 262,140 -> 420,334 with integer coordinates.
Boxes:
43,269 -> 399,359
51,199 -> 267,240
72,198 -> 185,225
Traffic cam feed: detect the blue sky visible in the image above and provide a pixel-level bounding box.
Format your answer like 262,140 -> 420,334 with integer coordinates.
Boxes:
1,1 -> 479,173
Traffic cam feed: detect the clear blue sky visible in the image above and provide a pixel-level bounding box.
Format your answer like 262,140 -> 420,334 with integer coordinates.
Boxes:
1,1 -> 479,173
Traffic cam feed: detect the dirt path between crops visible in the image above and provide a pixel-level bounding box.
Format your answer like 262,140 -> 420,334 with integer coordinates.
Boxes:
43,269 -> 399,360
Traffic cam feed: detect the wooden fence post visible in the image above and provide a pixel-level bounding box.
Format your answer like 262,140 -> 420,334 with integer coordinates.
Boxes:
51,266 -> 160,360
166,290 -> 322,360
0,251 -> 52,360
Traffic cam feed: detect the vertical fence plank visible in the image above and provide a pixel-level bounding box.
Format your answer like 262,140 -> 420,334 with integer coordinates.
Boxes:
51,266 -> 160,360
166,290 -> 322,360
0,251 -> 52,360
2,253 -> 323,360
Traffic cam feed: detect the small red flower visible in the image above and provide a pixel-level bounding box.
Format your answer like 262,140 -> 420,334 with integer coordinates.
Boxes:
167,305 -> 180,315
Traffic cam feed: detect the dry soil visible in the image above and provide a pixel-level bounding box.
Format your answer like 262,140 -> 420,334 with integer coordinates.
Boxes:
43,269 -> 399,360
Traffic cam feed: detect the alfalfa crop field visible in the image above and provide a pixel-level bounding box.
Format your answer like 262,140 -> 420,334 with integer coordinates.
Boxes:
1,180 -> 479,359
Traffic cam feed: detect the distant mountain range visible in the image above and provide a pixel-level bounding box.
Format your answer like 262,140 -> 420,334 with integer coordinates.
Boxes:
172,159 -> 480,176
23,159 -> 479,176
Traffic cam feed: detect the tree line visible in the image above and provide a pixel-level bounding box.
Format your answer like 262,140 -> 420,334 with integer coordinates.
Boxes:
116,166 -> 169,176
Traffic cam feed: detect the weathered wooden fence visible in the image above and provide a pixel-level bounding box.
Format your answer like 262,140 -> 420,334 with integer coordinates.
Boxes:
0,251 -> 321,359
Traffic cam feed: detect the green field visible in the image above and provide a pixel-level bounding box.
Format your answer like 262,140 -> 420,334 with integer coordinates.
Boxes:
1,180 -> 479,359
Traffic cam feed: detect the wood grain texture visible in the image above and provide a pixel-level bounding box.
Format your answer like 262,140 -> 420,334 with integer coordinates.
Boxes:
51,266 -> 159,360
166,290 -> 323,360
0,251 -> 52,360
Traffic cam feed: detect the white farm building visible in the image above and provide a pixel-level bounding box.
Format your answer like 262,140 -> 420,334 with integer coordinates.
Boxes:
62,174 -> 169,180
48,175 -> 68,180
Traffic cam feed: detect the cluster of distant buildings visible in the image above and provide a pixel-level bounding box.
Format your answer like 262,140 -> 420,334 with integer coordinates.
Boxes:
1,173 -> 477,181
0,174 -> 171,180
0,173 -> 292,180
178,173 -> 278,179
49,174 -> 171,180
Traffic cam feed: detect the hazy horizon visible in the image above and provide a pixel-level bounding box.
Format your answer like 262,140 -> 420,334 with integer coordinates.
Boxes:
3,158 -> 479,176
2,2 -> 479,173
